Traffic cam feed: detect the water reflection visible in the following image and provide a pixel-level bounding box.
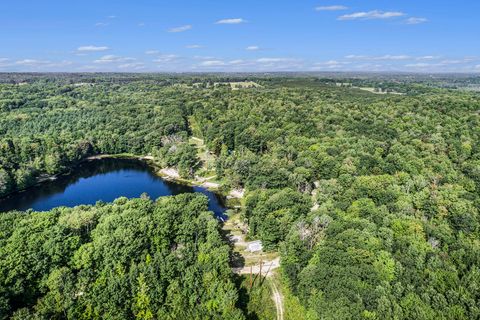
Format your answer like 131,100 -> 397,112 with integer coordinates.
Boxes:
0,158 -> 227,219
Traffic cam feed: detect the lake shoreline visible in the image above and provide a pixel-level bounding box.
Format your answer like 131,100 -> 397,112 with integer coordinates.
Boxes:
84,153 -> 244,200
86,153 -> 222,191
0,154 -> 240,218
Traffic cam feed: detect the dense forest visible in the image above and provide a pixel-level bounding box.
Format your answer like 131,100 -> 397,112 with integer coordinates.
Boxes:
1,73 -> 480,319
0,79 -> 199,197
0,194 -> 243,319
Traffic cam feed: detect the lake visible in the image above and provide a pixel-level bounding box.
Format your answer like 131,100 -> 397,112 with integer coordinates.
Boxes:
0,158 -> 228,220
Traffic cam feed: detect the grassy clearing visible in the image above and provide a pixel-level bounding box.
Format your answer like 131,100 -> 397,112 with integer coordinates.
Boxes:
355,87 -> 404,95
188,116 -> 218,179
224,212 -> 279,269
190,137 -> 217,178
270,273 -> 317,320
236,275 -> 277,320
227,81 -> 263,90
189,81 -> 262,90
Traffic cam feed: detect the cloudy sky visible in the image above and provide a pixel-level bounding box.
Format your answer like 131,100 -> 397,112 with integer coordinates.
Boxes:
1,0 -> 479,72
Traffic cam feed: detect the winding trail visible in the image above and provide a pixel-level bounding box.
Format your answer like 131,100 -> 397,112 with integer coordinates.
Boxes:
214,160 -> 284,320
270,280 -> 284,320
224,216 -> 284,319
232,256 -> 284,320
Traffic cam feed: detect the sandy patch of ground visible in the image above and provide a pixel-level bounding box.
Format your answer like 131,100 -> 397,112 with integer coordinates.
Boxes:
159,168 -> 180,179
230,234 -> 247,247
202,181 -> 220,188
233,257 -> 280,277
228,188 -> 245,199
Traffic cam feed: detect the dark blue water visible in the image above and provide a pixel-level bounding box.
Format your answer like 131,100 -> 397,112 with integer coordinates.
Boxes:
0,158 -> 227,220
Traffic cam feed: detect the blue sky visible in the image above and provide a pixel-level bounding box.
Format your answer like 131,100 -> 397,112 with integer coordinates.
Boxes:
1,0 -> 479,72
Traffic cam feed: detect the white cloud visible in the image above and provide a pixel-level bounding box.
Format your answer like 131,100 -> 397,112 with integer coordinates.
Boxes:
118,63 -> 145,70
404,59 -> 480,72
138,22 -> 146,27
352,63 -> 386,71
168,25 -> 192,33
315,60 -> 349,66
405,63 -> 434,68
312,60 -> 352,70
417,55 -> 439,60
229,59 -> 248,65
246,46 -> 260,51
193,57 -> 304,70
186,44 -> 203,49
441,60 -> 463,64
108,15 -> 116,19
345,54 -> 411,61
462,56 -> 478,62
405,17 -> 428,25
230,59 -> 260,67
15,59 -> 51,66
378,55 -> 410,60
77,45 -> 109,52
46,60 -> 74,68
3,59 -> 73,69
200,60 -> 225,66
145,50 -> 160,55
254,58 -> 304,70
77,65 -> 99,71
338,10 -> 405,20
94,55 -> 136,64
93,55 -> 117,63
476,65 -> 480,69
153,54 -> 179,63
95,22 -> 109,27
215,18 -> 246,24
345,55 -> 366,59
315,5 -> 348,11
193,55 -> 217,60
257,58 -> 295,63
